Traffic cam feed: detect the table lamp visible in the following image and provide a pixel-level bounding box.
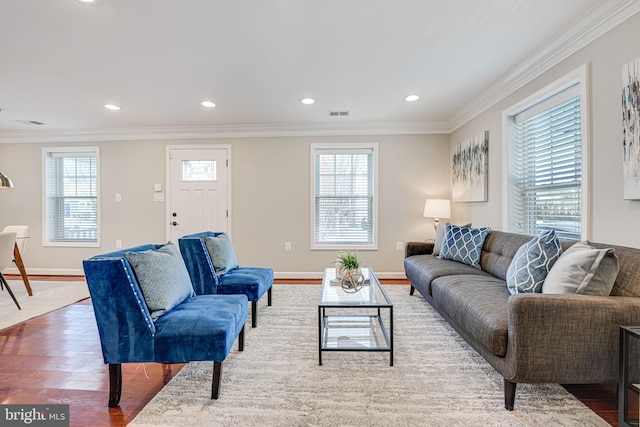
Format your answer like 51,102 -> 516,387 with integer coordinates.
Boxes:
423,198 -> 450,230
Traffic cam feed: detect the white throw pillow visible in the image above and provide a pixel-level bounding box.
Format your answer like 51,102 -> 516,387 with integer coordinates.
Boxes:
542,241 -> 619,296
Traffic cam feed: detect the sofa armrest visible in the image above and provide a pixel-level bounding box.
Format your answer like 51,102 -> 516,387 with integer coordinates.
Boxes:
506,293 -> 640,383
405,241 -> 434,258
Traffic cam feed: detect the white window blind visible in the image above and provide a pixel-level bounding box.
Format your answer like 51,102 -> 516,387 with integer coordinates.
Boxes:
313,146 -> 376,248
510,85 -> 582,240
44,148 -> 99,245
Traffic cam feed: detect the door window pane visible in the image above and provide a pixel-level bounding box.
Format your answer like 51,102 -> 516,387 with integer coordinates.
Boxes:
181,160 -> 216,181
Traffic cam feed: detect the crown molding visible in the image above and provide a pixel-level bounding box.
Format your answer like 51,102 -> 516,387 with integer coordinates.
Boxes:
446,0 -> 640,132
1,1 -> 637,143
0,120 -> 450,143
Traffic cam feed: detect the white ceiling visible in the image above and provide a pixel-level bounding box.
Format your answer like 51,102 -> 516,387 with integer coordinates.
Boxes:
0,0 -> 638,142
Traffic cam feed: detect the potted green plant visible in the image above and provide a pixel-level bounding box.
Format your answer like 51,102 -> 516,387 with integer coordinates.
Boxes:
335,250 -> 361,278
335,250 -> 365,292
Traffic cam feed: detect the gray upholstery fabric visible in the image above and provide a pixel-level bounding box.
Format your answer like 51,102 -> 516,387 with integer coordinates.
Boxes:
479,231 -> 532,280
431,275 -> 510,357
404,229 -> 640,406
591,242 -> 640,298
404,241 -> 434,258
404,254 -> 492,297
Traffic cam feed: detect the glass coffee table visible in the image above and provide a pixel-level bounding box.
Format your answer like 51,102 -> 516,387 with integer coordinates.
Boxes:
318,267 -> 393,366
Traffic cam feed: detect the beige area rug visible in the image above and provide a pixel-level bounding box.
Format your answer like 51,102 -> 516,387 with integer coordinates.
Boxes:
129,285 -> 609,427
0,279 -> 90,330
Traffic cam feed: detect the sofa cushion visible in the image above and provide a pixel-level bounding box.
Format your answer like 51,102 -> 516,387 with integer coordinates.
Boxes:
154,294 -> 248,362
506,229 -> 562,294
404,254 -> 492,296
431,275 -> 510,358
203,233 -> 239,276
438,224 -> 490,269
217,266 -> 274,302
542,241 -> 619,295
125,242 -> 196,320
479,231 -> 534,280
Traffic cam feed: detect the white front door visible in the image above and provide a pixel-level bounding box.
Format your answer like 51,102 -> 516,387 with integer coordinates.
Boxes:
167,145 -> 230,242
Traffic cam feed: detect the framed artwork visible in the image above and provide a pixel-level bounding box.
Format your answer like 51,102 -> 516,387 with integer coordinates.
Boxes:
452,131 -> 488,202
623,57 -> 640,199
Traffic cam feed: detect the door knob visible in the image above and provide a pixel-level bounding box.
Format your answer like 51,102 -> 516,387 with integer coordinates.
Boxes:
171,221 -> 178,226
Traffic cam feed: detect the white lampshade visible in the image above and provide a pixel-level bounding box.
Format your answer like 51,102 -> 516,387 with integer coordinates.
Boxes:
423,199 -> 451,220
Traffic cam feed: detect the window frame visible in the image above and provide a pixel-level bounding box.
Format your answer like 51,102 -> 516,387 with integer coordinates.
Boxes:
42,146 -> 101,247
310,143 -> 379,250
502,65 -> 590,240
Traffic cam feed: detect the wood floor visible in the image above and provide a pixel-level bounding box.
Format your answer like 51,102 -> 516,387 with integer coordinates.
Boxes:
0,277 -> 619,426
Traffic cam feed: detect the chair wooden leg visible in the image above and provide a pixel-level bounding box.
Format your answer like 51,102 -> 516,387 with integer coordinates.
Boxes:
504,379 -> 516,411
108,364 -> 122,407
251,301 -> 257,328
0,273 -> 21,310
268,287 -> 272,306
212,361 -> 223,399
238,326 -> 245,351
13,244 -> 33,296
409,285 -> 415,296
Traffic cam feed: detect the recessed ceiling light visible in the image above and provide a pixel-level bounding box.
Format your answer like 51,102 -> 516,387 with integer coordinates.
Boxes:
104,104 -> 121,111
300,98 -> 315,105
201,101 -> 216,108
404,95 -> 420,102
77,0 -> 96,3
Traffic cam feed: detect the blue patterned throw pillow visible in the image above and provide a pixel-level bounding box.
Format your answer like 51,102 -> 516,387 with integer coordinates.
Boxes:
125,242 -> 195,320
438,223 -> 490,269
506,229 -> 563,294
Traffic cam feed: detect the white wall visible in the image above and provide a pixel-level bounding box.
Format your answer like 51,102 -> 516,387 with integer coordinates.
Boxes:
450,12 -> 640,248
0,134 -> 451,277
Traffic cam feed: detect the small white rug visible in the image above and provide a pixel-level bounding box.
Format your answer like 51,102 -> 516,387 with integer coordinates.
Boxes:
0,279 -> 90,330
130,285 -> 609,427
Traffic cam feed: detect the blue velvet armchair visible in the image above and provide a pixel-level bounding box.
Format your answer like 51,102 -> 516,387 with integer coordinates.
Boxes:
83,243 -> 248,407
179,231 -> 273,328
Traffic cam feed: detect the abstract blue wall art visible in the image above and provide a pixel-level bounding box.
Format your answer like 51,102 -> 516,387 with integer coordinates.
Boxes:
452,131 -> 488,202
623,57 -> 640,200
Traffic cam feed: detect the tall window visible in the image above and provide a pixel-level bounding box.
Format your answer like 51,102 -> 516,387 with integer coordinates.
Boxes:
311,144 -> 377,249
505,70 -> 588,240
43,147 -> 100,246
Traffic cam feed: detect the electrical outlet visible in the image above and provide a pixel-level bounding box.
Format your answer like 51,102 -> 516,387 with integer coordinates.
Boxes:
115,193 -> 122,202
284,242 -> 292,251
116,240 -> 122,249
396,241 -> 403,251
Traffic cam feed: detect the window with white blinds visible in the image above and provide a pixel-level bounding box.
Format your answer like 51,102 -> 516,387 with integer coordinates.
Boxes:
508,85 -> 582,240
43,147 -> 100,246
311,144 -> 377,249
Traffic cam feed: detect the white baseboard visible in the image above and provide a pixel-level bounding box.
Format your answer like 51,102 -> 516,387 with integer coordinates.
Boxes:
3,267 -> 407,280
274,271 -> 407,280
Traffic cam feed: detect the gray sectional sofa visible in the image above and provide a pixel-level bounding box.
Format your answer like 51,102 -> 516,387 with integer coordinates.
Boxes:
404,229 -> 640,410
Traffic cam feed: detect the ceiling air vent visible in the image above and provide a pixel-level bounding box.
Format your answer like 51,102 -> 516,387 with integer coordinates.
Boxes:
16,120 -> 46,126
328,110 -> 350,117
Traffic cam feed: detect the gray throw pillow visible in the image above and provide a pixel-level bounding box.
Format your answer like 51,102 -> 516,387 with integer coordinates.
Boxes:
433,223 -> 471,256
542,241 -> 619,295
203,233 -> 239,276
125,242 -> 195,320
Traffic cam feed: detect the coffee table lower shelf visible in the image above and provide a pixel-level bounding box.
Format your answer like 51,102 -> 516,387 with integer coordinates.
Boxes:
318,311 -> 393,366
